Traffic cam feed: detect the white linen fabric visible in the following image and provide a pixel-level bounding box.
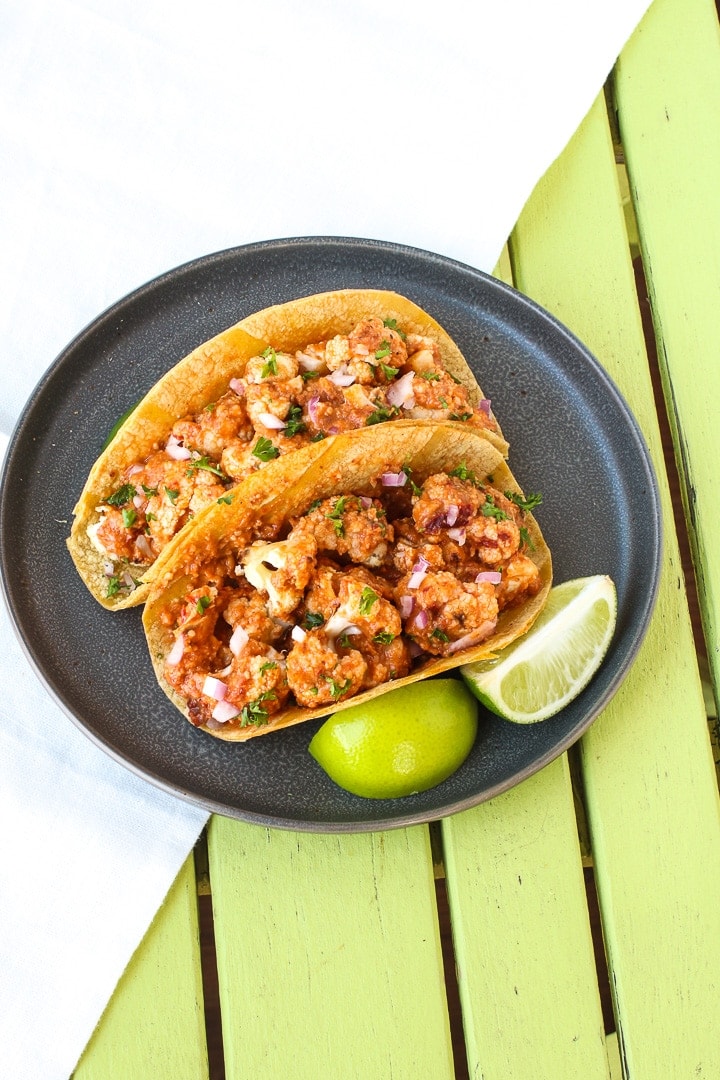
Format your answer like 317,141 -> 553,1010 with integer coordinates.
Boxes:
1,1 -> 650,1075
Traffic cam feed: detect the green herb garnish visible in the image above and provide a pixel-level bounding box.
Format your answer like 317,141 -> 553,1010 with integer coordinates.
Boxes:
106,483 -> 136,507
240,691 -> 276,726
284,404 -> 306,438
366,405 -> 397,426
260,347 -> 279,378
303,611 -> 325,630
106,576 -> 121,598
449,462 -> 476,484
121,508 -> 137,529
165,487 -> 179,504
374,341 -> 392,360
505,490 -> 543,512
482,495 -> 509,522
324,675 -> 352,700
310,431 -> 327,442
259,660 -> 278,674
142,484 -> 158,497
358,586 -> 379,614
383,318 -> 406,340
430,628 -> 450,643
252,437 -> 280,462
196,595 -> 212,615
217,494 -> 234,505
186,455 -> 228,479
419,370 -> 441,381
380,363 -> 400,379
449,412 -> 473,422
373,631 -> 395,645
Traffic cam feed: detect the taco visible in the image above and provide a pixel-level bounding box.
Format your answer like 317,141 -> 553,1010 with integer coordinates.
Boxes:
67,289 -> 507,610
141,422 -> 551,742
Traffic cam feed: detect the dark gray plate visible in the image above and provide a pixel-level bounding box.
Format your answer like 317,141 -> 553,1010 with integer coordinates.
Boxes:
0,237 -> 661,831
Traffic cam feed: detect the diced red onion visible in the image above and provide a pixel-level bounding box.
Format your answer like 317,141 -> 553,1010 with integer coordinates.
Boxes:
121,571 -> 135,588
353,343 -> 370,356
128,464 -> 144,476
258,412 -> 286,431
165,435 -> 192,461
413,609 -> 429,630
203,675 -> 228,701
408,641 -> 424,659
132,494 -> 144,509
475,571 -> 502,584
328,367 -> 356,387
445,504 -> 459,526
297,351 -> 324,371
291,625 -> 307,643
229,378 -> 245,396
447,620 -> 498,654
399,595 -> 414,619
211,699 -> 241,723
381,471 -> 407,487
229,625 -> 249,656
412,555 -> 430,573
359,496 -> 372,509
407,570 -> 427,589
136,535 -> 155,561
386,370 -> 415,408
479,398 -> 492,416
447,527 -> 466,545
166,632 -> 185,666
307,396 -> 320,425
103,560 -> 114,577
328,425 -> 339,435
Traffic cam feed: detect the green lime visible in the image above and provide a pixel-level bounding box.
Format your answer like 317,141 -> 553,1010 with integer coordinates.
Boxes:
308,679 -> 478,799
461,575 -> 617,723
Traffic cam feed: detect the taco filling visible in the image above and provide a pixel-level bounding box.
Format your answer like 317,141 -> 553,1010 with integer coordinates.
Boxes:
156,465 -> 544,733
89,316 -> 498,593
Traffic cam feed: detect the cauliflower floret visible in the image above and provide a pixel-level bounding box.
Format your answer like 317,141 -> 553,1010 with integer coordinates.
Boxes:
223,587 -> 284,644
244,349 -> 299,384
293,495 -> 392,567
241,532 -> 317,619
221,643 -> 290,725
412,473 -> 484,535
286,630 -> 366,707
395,571 -> 498,656
245,374 -> 304,431
323,573 -> 402,643
496,554 -> 543,609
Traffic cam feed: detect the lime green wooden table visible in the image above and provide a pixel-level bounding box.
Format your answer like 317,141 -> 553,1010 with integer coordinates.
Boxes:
73,0 -> 720,1075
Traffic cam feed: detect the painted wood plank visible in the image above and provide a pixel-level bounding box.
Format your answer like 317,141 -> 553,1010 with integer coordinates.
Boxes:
442,756 -> 611,1080
614,0 -> 720,710
206,818 -> 454,1080
73,854 -> 208,1079
510,85 -> 720,1079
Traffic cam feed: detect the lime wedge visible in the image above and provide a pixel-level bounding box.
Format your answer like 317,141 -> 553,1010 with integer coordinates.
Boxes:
460,575 -> 617,723
308,679 -> 478,799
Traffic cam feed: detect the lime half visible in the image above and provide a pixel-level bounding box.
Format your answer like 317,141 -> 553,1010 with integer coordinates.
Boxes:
461,575 -> 617,723
308,679 -> 478,799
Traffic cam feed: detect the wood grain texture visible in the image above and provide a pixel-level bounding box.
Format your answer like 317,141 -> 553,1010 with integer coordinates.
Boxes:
73,856 -> 208,1079
442,756 -> 611,1080
206,818 -> 455,1080
615,0 -> 720,715
510,84 -> 720,1079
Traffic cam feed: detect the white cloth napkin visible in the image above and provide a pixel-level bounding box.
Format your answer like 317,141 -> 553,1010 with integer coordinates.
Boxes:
1,1 -> 651,1076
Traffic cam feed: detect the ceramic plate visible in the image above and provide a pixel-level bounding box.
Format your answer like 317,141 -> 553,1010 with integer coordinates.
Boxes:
0,238 -> 661,831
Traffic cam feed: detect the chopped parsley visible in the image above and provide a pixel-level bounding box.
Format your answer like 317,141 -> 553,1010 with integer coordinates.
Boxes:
196,595 -> 212,615
311,432 -> 327,442
374,341 -> 392,360
482,495 -> 509,522
449,462 -> 477,484
401,463 -> 422,496
419,370 -> 441,381
373,631 -> 395,645
519,526 -> 535,551
337,633 -> 354,649
430,628 -> 450,643
449,412 -> 473,422
106,483 -> 136,507
142,484 -> 158,497
326,496 -> 349,536
217,494 -> 234,505
106,576 -> 121,598
146,512 -> 157,522
307,499 -> 323,512
284,404 -> 306,438
383,318 -> 406,340
366,404 -> 398,426
260,347 -> 279,378
165,487 -> 179,504
380,362 -> 399,379
186,455 -> 228,479
252,437 -> 280,462
324,675 -> 352,700
358,586 -> 379,614
240,691 -> 276,727
259,660 -> 278,674
505,490 -> 543,512
303,611 -> 325,630
121,508 -> 137,529
301,370 -> 320,381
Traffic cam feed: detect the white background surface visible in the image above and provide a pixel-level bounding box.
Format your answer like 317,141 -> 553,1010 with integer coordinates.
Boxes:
0,1 -> 650,1076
